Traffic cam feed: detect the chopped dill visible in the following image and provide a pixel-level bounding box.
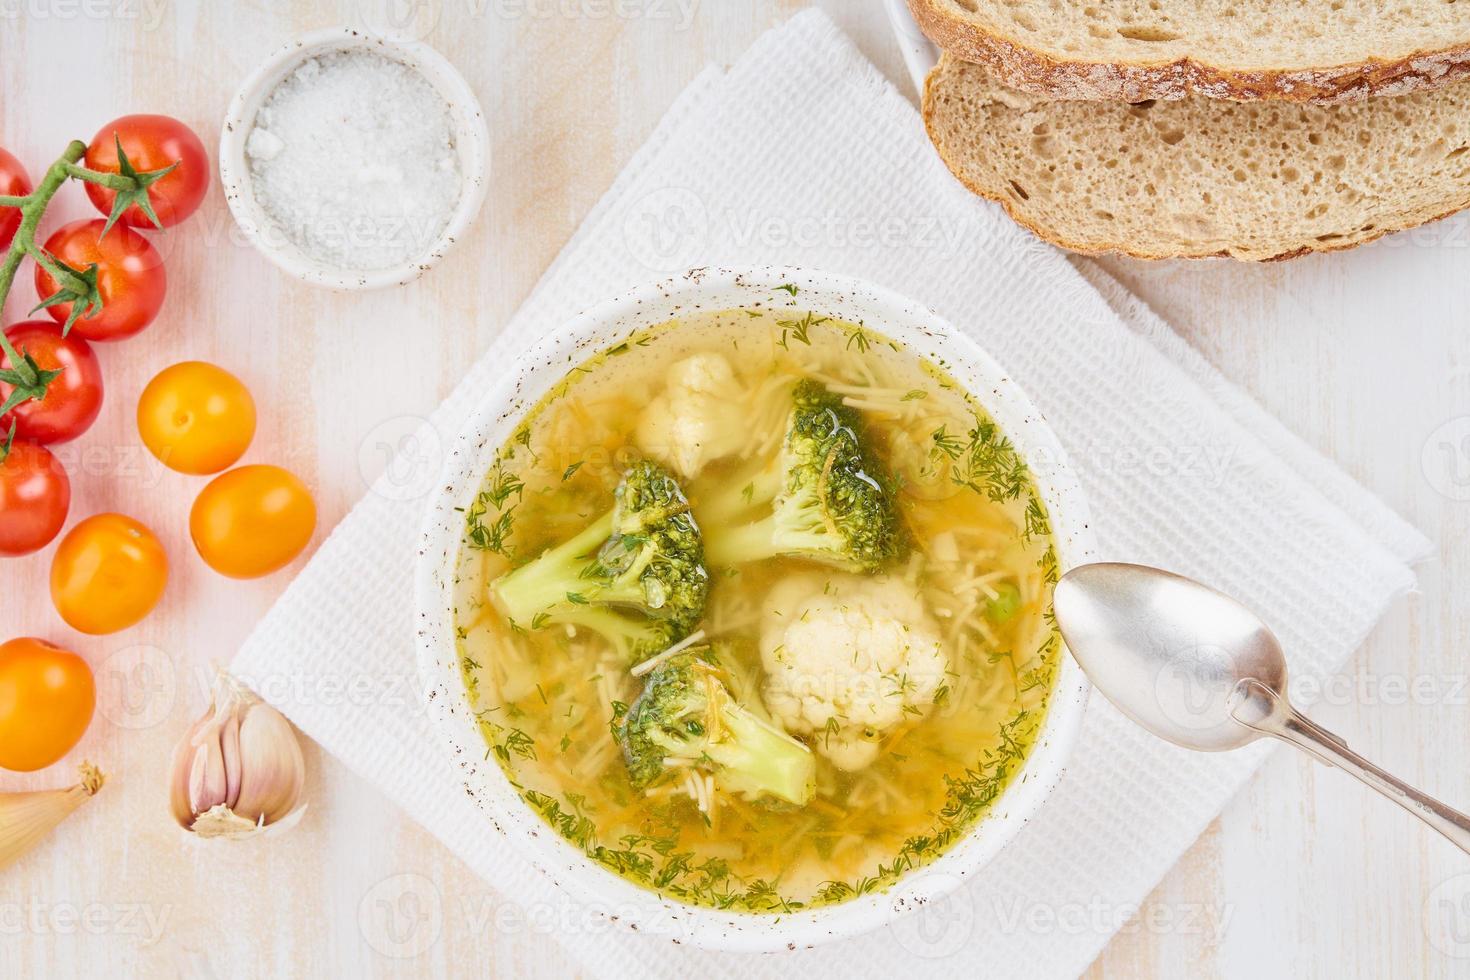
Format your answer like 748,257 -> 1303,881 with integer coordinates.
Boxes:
929,424 -> 964,460
466,462 -> 524,555
932,418 -> 1031,507
466,504 -> 516,556
1024,497 -> 1051,540
484,465 -> 524,508
775,312 -> 823,349
1039,546 -> 1060,585
513,427 -> 539,463
493,727 -> 537,763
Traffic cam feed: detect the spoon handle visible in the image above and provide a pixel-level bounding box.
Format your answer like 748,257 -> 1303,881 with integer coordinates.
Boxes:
1267,704 -> 1470,856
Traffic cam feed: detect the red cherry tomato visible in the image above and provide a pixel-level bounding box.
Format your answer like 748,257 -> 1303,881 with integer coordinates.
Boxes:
0,321 -> 103,444
0,438 -> 69,557
83,114 -> 208,228
0,147 -> 30,251
34,219 -> 166,342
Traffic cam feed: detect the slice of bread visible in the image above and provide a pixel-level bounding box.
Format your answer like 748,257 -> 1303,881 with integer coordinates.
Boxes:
922,54 -> 1470,260
909,0 -> 1470,104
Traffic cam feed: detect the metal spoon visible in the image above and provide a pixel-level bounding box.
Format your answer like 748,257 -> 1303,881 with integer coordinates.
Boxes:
1054,561 -> 1470,855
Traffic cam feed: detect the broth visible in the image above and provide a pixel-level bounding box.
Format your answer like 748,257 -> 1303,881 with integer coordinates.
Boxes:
452,306 -> 1060,911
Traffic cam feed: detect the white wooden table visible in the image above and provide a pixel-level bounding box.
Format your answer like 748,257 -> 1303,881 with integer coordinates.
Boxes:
3,2 -> 1468,977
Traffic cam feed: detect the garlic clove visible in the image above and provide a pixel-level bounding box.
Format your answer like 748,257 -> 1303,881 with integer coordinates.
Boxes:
188,726 -> 227,817
231,703 -> 305,827
220,711 -> 242,811
169,713 -> 211,828
169,670 -> 306,838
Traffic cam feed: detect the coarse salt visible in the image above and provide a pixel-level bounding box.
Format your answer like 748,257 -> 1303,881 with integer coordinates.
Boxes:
246,48 -> 463,271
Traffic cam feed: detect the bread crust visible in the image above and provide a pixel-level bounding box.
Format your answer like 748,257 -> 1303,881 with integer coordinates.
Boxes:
918,63 -> 1470,261
908,0 -> 1470,104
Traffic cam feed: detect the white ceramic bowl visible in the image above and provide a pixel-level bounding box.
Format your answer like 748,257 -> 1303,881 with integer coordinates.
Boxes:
416,267 -> 1095,952
218,28 -> 490,290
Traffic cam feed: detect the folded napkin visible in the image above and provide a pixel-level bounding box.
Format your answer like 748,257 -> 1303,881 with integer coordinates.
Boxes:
232,11 -> 1430,978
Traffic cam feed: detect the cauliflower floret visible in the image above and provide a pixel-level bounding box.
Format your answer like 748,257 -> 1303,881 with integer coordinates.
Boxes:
759,573 -> 947,771
635,352 -> 748,479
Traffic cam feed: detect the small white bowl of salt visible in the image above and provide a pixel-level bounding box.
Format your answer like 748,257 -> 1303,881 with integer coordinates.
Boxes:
220,28 -> 489,290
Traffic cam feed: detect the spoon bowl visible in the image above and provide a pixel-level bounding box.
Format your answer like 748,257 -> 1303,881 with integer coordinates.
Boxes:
1053,563 -> 1287,752
1055,561 -> 1470,856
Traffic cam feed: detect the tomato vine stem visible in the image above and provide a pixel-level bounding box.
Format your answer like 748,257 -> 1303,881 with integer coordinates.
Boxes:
0,141 -> 88,330
59,163 -> 137,190
0,139 -> 168,417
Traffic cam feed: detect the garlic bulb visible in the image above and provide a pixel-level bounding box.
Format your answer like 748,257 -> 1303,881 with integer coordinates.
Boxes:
0,764 -> 105,872
170,674 -> 305,838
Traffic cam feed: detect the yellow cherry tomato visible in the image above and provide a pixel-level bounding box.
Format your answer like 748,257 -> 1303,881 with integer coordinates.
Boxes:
190,465 -> 316,578
0,637 -> 96,772
50,514 -> 168,635
137,361 -> 256,475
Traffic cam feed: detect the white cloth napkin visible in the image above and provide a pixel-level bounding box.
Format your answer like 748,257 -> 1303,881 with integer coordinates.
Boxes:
232,11 -> 1430,978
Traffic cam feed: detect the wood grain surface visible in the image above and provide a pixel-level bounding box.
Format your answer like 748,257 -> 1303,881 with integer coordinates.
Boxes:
2,2 -> 1467,977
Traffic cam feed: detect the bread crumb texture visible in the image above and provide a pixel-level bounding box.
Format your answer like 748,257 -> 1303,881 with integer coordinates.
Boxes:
923,54 -> 1470,260
910,0 -> 1470,103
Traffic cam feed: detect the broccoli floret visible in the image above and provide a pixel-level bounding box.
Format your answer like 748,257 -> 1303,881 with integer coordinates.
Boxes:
699,379 -> 899,573
618,648 -> 815,806
491,460 -> 709,662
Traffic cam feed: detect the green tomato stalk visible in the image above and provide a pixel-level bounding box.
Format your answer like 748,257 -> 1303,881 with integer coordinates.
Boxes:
0,137 -> 175,417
